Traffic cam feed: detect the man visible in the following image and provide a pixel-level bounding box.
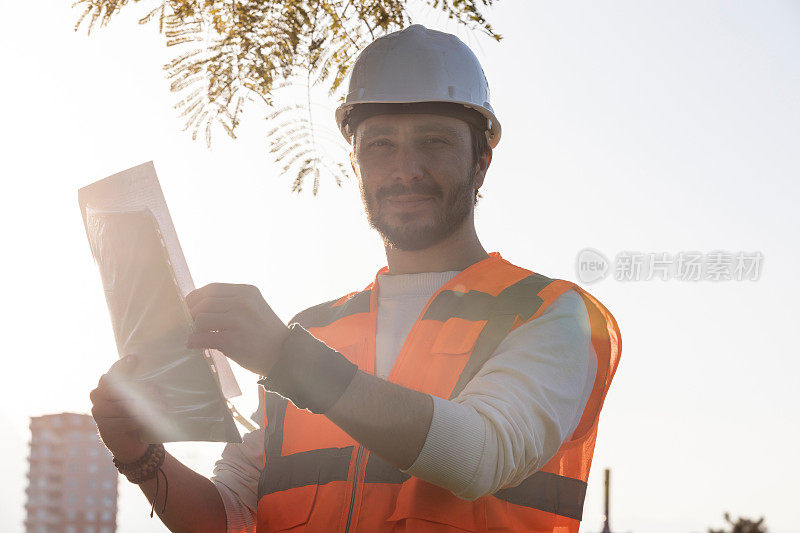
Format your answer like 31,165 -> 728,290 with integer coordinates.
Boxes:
90,24 -> 621,532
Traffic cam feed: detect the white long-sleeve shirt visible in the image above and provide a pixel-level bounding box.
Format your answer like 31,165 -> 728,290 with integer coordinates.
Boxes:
211,271 -> 597,531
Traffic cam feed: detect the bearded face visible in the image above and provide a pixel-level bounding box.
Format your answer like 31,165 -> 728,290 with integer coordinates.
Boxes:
351,113 -> 479,251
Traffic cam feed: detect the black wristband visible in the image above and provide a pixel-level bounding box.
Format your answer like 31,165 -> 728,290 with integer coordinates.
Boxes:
258,323 -> 358,414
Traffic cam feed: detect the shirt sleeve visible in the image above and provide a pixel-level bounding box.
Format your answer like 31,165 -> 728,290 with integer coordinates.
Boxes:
400,288 -> 597,501
210,396 -> 266,533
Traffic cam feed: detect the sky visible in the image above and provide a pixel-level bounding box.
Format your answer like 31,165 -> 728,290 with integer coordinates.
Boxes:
2,1 -> 799,532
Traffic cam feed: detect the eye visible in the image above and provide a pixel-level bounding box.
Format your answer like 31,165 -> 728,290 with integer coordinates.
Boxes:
369,139 -> 392,148
423,136 -> 447,145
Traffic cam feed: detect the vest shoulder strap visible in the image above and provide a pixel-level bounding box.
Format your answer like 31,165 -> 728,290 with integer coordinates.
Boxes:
449,274 -> 575,398
289,289 -> 372,329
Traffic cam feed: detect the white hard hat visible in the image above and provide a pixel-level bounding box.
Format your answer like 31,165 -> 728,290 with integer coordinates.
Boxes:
335,24 -> 501,148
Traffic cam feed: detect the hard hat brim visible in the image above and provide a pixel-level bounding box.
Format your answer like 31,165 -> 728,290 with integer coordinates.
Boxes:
336,99 -> 501,149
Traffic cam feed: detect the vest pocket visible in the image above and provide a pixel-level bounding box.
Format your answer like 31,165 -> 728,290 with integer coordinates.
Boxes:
430,318 -> 485,355
259,447 -> 353,532
259,482 -> 318,531
386,478 -> 487,532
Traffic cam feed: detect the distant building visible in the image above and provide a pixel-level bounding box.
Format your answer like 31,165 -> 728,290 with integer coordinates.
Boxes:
25,413 -> 118,533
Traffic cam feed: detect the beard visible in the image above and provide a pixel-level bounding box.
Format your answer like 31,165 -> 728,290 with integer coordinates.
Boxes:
360,173 -> 475,251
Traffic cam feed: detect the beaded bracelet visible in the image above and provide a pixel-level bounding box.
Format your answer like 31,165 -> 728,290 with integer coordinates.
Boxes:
113,443 -> 165,483
113,444 -> 168,517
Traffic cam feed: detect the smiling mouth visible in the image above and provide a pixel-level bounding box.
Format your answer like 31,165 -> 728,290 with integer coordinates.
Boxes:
385,195 -> 433,208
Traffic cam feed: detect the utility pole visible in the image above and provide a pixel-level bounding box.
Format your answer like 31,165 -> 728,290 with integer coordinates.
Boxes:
601,468 -> 611,533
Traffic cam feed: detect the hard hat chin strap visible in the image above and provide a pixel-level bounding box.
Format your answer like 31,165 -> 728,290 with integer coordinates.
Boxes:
345,102 -> 489,139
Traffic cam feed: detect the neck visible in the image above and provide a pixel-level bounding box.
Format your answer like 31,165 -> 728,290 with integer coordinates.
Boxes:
383,216 -> 488,275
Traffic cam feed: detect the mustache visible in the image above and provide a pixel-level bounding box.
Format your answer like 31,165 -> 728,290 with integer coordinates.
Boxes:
376,182 -> 442,200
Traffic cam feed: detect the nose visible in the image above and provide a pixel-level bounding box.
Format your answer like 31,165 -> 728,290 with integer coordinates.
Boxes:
392,142 -> 424,183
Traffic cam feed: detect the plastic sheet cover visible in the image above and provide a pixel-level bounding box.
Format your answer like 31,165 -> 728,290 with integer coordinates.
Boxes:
79,162 -> 241,444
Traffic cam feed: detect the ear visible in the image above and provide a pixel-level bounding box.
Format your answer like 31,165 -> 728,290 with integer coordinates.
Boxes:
473,149 -> 492,190
482,149 -> 493,172
349,149 -> 357,177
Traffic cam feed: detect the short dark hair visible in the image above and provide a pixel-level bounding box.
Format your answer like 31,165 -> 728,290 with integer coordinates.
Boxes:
469,125 -> 491,206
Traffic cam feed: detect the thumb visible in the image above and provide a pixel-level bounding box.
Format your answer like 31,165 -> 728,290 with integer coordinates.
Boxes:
108,354 -> 138,378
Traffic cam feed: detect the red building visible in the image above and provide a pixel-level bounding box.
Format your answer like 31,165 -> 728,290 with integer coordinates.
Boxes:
25,413 -> 118,533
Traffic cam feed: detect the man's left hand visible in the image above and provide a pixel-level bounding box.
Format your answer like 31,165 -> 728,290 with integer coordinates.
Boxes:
185,283 -> 289,376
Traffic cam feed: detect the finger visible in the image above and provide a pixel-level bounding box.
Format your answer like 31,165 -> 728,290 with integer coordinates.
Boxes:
186,296 -> 238,318
90,385 -> 112,405
94,371 -> 147,404
186,283 -> 250,307
105,354 -> 138,381
187,331 -> 232,353
91,399 -> 141,419
92,382 -> 146,406
92,375 -> 129,403
94,416 -> 143,434
194,311 -> 240,333
95,395 -> 167,420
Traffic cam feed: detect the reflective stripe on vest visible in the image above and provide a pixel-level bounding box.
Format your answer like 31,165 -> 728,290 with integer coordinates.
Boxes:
255,253 -> 621,532
259,445 -> 587,520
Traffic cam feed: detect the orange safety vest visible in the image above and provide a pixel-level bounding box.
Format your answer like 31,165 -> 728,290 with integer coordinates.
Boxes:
255,252 -> 621,532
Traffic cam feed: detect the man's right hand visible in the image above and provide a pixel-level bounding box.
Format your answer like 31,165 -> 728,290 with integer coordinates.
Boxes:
90,355 -> 150,463
89,355 -> 228,532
